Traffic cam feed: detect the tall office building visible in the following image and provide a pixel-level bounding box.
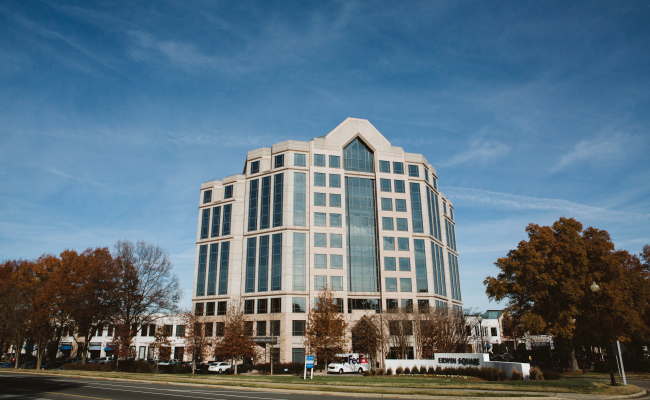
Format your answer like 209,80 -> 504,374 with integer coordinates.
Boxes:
193,118 -> 462,363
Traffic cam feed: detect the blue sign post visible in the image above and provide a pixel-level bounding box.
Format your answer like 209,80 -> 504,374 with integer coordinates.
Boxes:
304,355 -> 315,379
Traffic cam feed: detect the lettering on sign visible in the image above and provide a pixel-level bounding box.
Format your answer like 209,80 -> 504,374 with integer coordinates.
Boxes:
436,357 -> 480,366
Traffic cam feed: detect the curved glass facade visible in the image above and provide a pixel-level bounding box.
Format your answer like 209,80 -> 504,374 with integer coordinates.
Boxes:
344,138 -> 374,173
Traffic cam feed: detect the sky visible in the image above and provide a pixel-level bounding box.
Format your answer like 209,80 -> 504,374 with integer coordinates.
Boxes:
1,1 -> 649,313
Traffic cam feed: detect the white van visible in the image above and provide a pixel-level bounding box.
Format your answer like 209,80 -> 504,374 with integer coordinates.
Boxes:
327,353 -> 370,374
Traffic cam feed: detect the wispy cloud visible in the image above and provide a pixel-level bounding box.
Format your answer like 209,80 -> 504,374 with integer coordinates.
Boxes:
550,132 -> 630,173
43,166 -> 118,193
443,139 -> 510,167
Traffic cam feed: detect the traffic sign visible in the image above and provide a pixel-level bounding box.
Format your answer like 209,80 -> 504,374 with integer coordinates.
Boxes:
305,355 -> 314,368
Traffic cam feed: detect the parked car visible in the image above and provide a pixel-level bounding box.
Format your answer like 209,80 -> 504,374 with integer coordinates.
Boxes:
156,359 -> 179,366
41,362 -> 64,370
94,357 -> 112,365
207,362 -> 232,373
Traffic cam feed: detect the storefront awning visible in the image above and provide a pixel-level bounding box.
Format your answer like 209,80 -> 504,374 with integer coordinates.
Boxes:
60,345 -> 72,350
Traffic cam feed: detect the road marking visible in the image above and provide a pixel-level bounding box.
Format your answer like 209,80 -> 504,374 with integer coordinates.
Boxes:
81,385 -> 289,400
0,386 -> 111,400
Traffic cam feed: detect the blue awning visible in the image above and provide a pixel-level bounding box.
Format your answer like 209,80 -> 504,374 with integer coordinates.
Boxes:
104,347 -> 114,351
60,345 -> 72,350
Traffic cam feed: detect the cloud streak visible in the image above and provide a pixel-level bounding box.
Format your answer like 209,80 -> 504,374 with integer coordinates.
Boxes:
550,132 -> 629,173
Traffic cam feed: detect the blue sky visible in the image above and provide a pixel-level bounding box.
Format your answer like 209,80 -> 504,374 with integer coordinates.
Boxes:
1,1 -> 649,312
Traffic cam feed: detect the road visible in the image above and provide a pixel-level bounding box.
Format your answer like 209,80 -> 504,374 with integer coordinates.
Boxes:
0,373 -> 401,400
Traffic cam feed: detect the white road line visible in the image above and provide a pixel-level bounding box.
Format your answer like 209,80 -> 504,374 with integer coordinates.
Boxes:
77,385 -> 289,400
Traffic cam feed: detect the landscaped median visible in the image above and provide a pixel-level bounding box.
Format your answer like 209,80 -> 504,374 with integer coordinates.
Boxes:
4,369 -> 643,398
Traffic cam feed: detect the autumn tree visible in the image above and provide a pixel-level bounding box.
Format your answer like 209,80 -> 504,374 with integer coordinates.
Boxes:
304,287 -> 348,369
351,314 -> 382,367
415,306 -> 468,358
182,311 -> 213,374
149,325 -> 172,373
213,298 -> 254,374
485,217 -> 650,372
0,260 -> 32,369
110,323 -> 134,372
382,307 -> 412,360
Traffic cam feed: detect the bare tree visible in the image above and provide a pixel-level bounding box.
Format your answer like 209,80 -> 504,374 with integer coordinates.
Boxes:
382,307 -> 413,359
415,307 -> 469,357
182,311 -> 213,374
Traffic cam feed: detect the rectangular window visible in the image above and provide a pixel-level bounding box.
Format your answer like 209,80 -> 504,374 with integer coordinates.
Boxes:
424,169 -> 429,181
271,233 -> 282,291
393,162 -> 404,174
257,321 -> 267,336
330,213 -> 342,227
379,160 -> 390,173
244,321 -> 253,336
400,278 -> 413,292
271,298 -> 282,313
257,299 -> 268,314
292,348 -> 305,363
248,179 -> 259,232
347,298 -> 380,313
385,277 -> 397,292
314,275 -> 327,290
408,164 -> 419,177
176,325 -> 185,337
292,297 -> 306,313
245,238 -> 256,293
196,245 -> 207,296
314,254 -> 327,269
330,233 -> 342,248
251,160 -> 260,174
330,193 -> 341,207
386,299 -> 398,311
211,206 -> 221,237
294,153 -> 306,167
381,198 -> 393,211
380,178 -> 392,192
293,232 -> 306,291
218,242 -> 230,295
314,193 -> 326,206
273,173 -> 284,227
314,212 -> 327,226
314,233 -> 327,247
206,302 -> 215,316
398,237 -> 410,251
164,325 -> 173,335
399,257 -> 411,271
141,324 -> 148,336
203,190 -> 212,204
331,276 -> 343,291
433,176 -> 438,190
450,207 -> 454,221
270,320 -> 280,336
418,299 -> 430,313
402,299 -> 413,312
260,176 -> 272,229
382,217 -> 394,230
258,235 -> 269,291
426,188 -> 442,240
329,155 -> 340,168
207,243 -> 219,296
384,257 -> 396,271
224,185 -> 233,199
414,239 -> 428,293
292,320 -> 306,336
293,172 -> 306,227
215,322 -> 224,337
221,204 -> 232,236
431,242 -> 446,296
448,253 -> 462,301
200,209 -> 210,239
274,154 -> 284,168
217,301 -> 227,316
394,180 -> 406,193
443,202 -> 447,215
409,182 -> 424,233
329,174 -> 341,188
244,299 -> 254,314
395,199 -> 407,212
314,154 -> 326,167
330,254 -> 343,269
383,237 -> 395,250
314,172 -> 326,187
491,327 -> 498,336
396,218 -> 408,231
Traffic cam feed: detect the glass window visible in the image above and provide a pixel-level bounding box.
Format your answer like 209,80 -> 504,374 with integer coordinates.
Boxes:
384,257 -> 396,271
194,303 -> 204,317
399,257 -> 411,271
314,193 -> 326,206
314,254 -> 327,269
329,193 -> 341,207
256,321 -> 266,336
257,299 -> 268,314
200,209 -> 210,240
292,298 -> 306,313
382,217 -> 394,231
271,298 -> 281,313
273,174 -> 284,228
314,172 -> 326,187
408,164 -> 419,177
314,275 -> 327,290
314,212 -> 327,226
396,218 -> 408,231
314,233 -> 327,247
206,302 -> 215,316
250,161 -> 260,174
331,276 -> 343,291
433,176 -> 438,190
383,237 -> 395,251
385,278 -> 397,292
330,213 -> 342,227
223,185 -> 233,199
380,179 -> 392,192
274,154 -> 284,168
217,301 -> 227,315
203,190 -> 212,204
314,154 -> 326,167
217,241 -> 230,294
244,300 -> 254,314
424,169 -> 429,181
386,299 -> 398,311
394,180 -> 405,193
330,234 -> 342,248
398,237 -> 410,251
196,245 -> 207,296
330,254 -> 343,269
344,138 -> 374,172
381,198 -> 393,211
294,153 -> 306,167
329,174 -> 341,188
400,278 -> 413,292
270,320 -> 280,336
329,155 -> 341,168
271,233 -> 282,291
450,207 -> 454,221
415,239 -> 428,293
292,348 -> 305,362
409,182 -> 424,233
379,160 -> 390,173
292,233 -> 306,291
244,238 -> 256,293
247,179 -> 259,232
395,199 -> 407,212
418,299 -> 430,312
293,173 -> 306,227
292,320 -> 306,336
393,162 -> 404,174
211,206 -> 221,238
402,299 -> 413,312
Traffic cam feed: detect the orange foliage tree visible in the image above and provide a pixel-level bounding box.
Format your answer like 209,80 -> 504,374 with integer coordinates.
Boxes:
213,298 -> 254,374
304,287 -> 348,369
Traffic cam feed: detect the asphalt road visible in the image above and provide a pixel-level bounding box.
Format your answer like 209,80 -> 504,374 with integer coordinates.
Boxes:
0,373 -> 401,400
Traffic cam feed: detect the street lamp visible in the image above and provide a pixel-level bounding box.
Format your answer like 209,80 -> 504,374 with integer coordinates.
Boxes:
591,281 -> 617,386
477,315 -> 484,353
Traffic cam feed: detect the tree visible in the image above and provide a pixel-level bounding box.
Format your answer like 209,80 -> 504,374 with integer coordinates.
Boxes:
415,307 -> 468,358
304,287 -> 348,369
149,325 -> 172,373
110,323 -> 134,372
0,260 -> 31,369
382,307 -> 412,359
484,217 -> 650,371
351,314 -> 381,368
111,240 -> 182,346
213,298 -> 254,374
182,311 -> 213,374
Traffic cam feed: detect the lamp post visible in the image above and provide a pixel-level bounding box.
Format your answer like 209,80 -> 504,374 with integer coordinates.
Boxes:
477,315 -> 484,353
591,281 -> 617,386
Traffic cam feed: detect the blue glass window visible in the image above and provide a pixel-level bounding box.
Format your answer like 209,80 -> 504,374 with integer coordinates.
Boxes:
329,155 -> 341,168
431,242 -> 446,296
330,234 -> 342,248
344,138 -> 374,173
379,161 -> 390,173
203,190 -> 212,204
314,154 -> 326,167
293,233 -> 306,291
292,297 -> 306,313
408,164 -> 419,177
448,253 -> 462,301
260,176 -> 272,229
424,169 -> 429,181
393,162 -> 404,174
398,237 -> 409,251
394,180 -> 406,193
293,173 -> 306,227
274,154 -> 284,168
211,206 -> 221,237
250,161 -> 260,174
248,179 -> 259,232
314,254 -> 327,269
314,275 -> 327,290
271,233 -> 282,291
399,257 -> 411,271
314,173 -> 326,187
414,239 -> 428,293
385,278 -> 397,292
329,174 -> 341,188
221,204 -> 232,235
450,207 -> 454,221
381,198 -> 393,211
196,245 -> 207,296
273,173 -> 283,227
218,242 -> 230,295
330,193 -> 341,207
382,217 -> 394,231
245,238 -> 256,293
380,179 -> 391,192
384,257 -> 396,271
294,153 -> 306,167
383,237 -> 395,250
330,213 -> 342,227
314,193 -> 326,206
258,236 -> 269,292
207,243 -> 219,296
330,254 -> 343,269
396,218 -> 408,231
224,185 -> 233,199
331,276 -> 343,291
200,209 -> 210,239
314,233 -> 327,247
400,278 -> 412,292
314,212 -> 327,226
395,199 -> 407,212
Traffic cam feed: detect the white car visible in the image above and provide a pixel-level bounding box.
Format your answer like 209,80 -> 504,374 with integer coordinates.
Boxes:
208,362 -> 232,373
